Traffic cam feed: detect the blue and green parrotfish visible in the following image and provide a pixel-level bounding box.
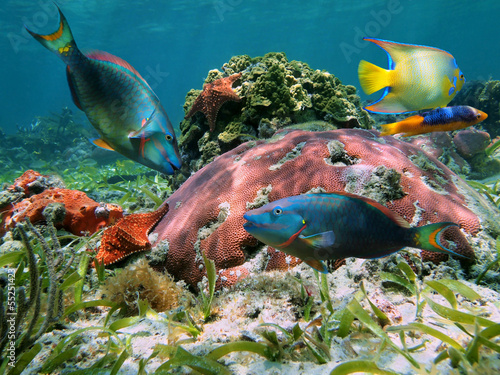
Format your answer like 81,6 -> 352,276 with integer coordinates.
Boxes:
26,7 -> 181,174
243,192 -> 466,273
358,38 -> 465,114
380,105 -> 488,137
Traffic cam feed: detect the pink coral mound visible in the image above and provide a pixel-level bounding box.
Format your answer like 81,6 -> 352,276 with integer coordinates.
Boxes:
152,128 -> 483,288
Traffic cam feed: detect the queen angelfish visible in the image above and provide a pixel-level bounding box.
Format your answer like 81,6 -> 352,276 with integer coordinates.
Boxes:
243,192 -> 466,273
26,6 -> 181,174
358,38 -> 465,114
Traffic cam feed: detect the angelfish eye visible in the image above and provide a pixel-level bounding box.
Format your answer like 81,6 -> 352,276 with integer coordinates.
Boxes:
273,207 -> 283,216
460,74 -> 464,79
165,134 -> 173,141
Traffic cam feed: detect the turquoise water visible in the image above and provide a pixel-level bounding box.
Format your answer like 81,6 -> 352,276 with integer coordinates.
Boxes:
1,0 -> 499,134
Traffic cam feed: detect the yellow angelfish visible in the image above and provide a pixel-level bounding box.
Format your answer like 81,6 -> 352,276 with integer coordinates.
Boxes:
358,38 -> 465,114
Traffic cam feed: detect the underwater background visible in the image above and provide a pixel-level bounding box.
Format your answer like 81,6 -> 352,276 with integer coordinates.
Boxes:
2,0 -> 500,374
2,0 -> 500,135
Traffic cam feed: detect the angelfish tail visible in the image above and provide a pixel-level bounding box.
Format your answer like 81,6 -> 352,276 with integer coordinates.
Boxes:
411,222 -> 467,258
25,6 -> 80,64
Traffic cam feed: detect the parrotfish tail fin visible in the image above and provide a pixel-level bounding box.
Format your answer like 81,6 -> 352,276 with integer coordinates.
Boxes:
358,60 -> 392,95
379,114 -> 424,137
25,6 -> 80,64
411,222 -> 467,259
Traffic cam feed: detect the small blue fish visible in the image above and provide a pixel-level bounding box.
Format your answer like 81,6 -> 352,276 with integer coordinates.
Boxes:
26,6 -> 181,174
243,192 -> 465,273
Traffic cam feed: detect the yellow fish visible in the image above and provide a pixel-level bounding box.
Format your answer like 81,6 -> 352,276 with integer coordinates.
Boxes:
358,38 -> 465,114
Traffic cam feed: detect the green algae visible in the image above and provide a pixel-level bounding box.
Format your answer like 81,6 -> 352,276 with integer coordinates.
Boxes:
180,52 -> 374,173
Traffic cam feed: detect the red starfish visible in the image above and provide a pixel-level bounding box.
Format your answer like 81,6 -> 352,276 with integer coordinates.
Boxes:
184,72 -> 242,131
94,203 -> 169,266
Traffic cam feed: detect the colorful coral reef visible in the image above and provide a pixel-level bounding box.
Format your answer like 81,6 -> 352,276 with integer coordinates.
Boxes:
151,128 -> 499,289
2,187 -> 122,236
179,52 -> 374,173
452,80 -> 500,138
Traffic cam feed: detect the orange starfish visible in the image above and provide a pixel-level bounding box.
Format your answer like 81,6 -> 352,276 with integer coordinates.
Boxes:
94,203 -> 169,266
185,72 -> 242,131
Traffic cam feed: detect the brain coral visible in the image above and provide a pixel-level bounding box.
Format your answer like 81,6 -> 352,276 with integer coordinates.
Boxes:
152,128 -> 499,289
179,52 -> 373,173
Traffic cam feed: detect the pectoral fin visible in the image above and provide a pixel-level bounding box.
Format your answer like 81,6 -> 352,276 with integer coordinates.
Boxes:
129,107 -> 158,139
91,138 -> 115,151
299,231 -> 336,249
303,259 -> 328,273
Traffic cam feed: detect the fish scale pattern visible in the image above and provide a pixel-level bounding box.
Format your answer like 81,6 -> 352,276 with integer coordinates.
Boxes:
151,128 -> 487,288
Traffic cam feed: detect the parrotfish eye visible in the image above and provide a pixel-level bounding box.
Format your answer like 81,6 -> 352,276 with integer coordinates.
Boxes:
165,134 -> 173,141
476,113 -> 482,119
273,207 -> 283,216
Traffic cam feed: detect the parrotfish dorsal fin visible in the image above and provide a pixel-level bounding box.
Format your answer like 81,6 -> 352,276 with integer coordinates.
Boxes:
303,259 -> 328,273
329,192 -> 410,229
91,138 -> 115,151
86,50 -> 153,93
66,66 -> 82,110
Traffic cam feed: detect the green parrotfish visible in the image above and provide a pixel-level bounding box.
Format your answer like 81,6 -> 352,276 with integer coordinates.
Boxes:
243,192 -> 466,273
26,6 -> 181,174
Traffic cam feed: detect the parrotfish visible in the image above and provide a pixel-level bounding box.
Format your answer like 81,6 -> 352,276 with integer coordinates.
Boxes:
358,38 -> 465,114
243,192 -> 465,273
380,106 -> 488,137
26,7 -> 181,174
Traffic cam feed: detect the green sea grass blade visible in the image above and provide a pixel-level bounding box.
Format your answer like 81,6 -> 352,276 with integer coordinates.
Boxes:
59,270 -> 83,291
52,326 -> 123,357
207,341 -> 275,361
155,346 -> 231,375
346,298 -> 419,368
336,308 -> 354,338
379,272 -> 416,294
292,322 -> 303,341
0,251 -> 25,267
63,299 -> 117,318
104,303 -> 125,327
108,316 -> 141,332
202,251 -> 217,321
259,322 -> 293,340
466,180 -> 494,193
387,323 -> 462,350
425,280 -> 457,309
74,253 -> 90,304
7,342 -> 42,375
438,279 -> 481,301
466,323 -> 500,363
139,186 -> 163,207
304,339 -> 329,364
40,346 -> 80,373
425,296 -> 496,327
476,259 -> 500,284
360,281 -> 391,326
486,138 -> 500,156
110,348 -> 130,375
330,359 -> 400,375
397,261 -> 416,283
